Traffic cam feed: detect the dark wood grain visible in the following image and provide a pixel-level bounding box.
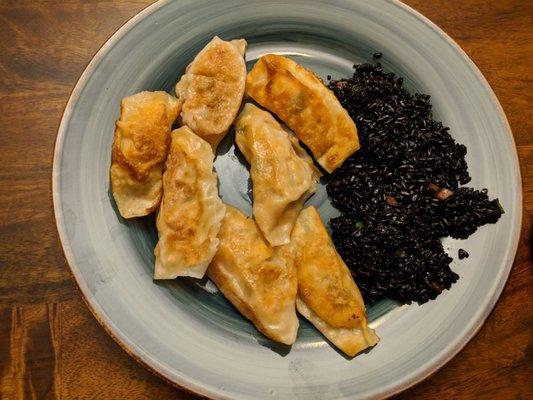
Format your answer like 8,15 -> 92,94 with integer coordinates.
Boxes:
0,1 -> 530,399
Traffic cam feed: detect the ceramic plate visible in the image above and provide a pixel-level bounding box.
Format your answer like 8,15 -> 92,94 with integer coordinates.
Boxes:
52,1 -> 522,399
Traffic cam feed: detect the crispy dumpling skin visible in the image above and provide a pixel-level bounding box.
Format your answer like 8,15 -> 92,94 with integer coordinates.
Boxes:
176,36 -> 247,150
246,54 -> 359,173
154,126 -> 225,279
234,103 -> 319,246
207,205 -> 299,345
287,206 -> 378,356
110,91 -> 180,218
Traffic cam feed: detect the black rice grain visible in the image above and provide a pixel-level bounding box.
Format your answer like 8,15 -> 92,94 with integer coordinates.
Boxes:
458,249 -> 469,259
327,63 -> 503,304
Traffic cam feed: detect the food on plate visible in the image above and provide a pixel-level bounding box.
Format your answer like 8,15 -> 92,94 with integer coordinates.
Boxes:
207,205 -> 299,345
327,63 -> 503,304
175,36 -> 247,150
245,54 -> 359,173
107,34 -> 506,357
285,206 -> 378,357
110,91 -> 180,218
234,103 -> 320,246
154,126 -> 225,279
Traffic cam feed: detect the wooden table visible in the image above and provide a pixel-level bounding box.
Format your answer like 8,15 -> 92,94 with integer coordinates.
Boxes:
0,1 -> 531,398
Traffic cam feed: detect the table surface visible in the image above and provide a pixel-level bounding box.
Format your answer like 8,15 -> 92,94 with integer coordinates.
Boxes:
0,0 -> 531,399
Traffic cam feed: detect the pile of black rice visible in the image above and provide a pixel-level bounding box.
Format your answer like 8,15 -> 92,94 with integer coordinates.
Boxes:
327,62 -> 503,305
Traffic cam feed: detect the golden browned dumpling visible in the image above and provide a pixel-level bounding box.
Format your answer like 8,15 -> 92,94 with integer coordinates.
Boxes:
287,206 -> 378,356
207,205 -> 299,345
246,54 -> 359,173
175,36 -> 247,150
154,126 -> 225,279
234,103 -> 320,246
110,91 -> 180,218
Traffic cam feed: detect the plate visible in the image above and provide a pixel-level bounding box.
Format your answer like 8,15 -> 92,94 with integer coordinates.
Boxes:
52,1 -> 522,399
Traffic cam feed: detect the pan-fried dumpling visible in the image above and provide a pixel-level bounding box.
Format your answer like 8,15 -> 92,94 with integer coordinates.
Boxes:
207,205 -> 298,345
234,103 -> 320,246
110,91 -> 180,218
154,126 -> 225,279
287,206 -> 378,356
246,54 -> 359,173
175,36 -> 247,150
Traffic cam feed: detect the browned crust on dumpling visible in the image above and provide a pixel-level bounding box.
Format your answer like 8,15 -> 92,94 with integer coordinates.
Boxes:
234,103 -> 319,246
153,126 -> 224,279
246,54 -> 359,173
176,37 -> 247,149
109,91 -> 180,219
208,206 -> 298,345
291,207 -> 368,329
112,92 -> 180,181
159,136 -> 212,266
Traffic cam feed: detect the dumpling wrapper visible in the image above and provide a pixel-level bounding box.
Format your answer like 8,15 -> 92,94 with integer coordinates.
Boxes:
154,126 -> 225,279
176,36 -> 247,150
207,205 -> 299,345
287,206 -> 378,356
110,91 -> 180,218
246,54 -> 359,173
234,103 -> 320,246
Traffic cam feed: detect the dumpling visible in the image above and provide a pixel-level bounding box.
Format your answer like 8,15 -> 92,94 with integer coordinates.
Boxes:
287,206 -> 378,356
110,91 -> 180,218
175,36 -> 247,150
154,126 -> 225,279
207,205 -> 299,345
246,54 -> 359,173
234,103 -> 320,246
